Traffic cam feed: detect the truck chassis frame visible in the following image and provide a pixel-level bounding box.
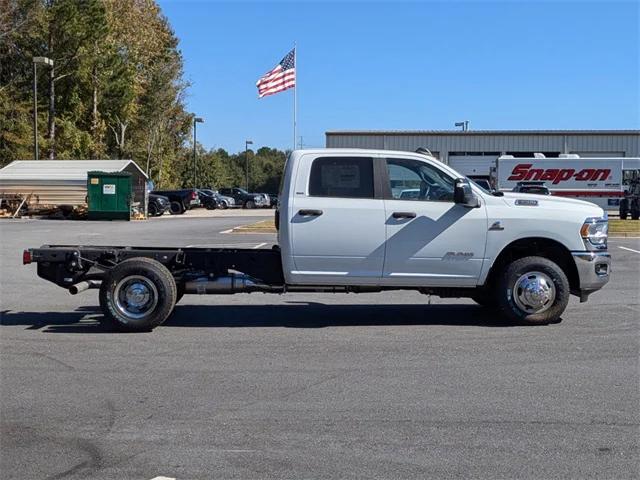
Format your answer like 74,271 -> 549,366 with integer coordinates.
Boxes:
29,245 -> 286,289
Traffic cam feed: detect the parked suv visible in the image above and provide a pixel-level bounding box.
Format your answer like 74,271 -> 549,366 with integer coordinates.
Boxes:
512,181 -> 551,195
199,189 -> 236,209
218,187 -> 266,209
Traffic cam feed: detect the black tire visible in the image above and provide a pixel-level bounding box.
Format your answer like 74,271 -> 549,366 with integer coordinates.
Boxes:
244,200 -> 256,209
99,258 -> 177,332
620,199 -> 629,220
632,211 -> 640,221
205,202 -> 216,210
148,203 -> 158,217
170,201 -> 184,215
497,256 -> 569,325
220,201 -> 228,210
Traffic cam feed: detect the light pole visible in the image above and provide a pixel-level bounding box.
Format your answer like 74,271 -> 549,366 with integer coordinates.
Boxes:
32,56 -> 53,160
245,140 -> 253,191
193,116 -> 204,187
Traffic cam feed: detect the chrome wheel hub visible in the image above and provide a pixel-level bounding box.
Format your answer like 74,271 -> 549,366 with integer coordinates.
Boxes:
114,275 -> 158,319
513,271 -> 556,314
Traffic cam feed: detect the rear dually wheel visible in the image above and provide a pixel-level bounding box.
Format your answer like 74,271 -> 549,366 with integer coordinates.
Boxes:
99,258 -> 177,332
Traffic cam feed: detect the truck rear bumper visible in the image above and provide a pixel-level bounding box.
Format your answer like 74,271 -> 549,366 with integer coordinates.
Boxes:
571,251 -> 611,301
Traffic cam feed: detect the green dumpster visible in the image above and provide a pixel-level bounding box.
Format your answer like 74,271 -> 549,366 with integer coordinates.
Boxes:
87,171 -> 132,220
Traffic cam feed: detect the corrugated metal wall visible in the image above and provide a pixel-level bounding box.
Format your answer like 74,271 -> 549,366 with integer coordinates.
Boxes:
326,132 -> 640,164
0,180 -> 87,206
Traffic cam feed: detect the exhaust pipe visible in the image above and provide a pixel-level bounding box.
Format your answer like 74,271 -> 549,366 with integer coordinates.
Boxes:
69,280 -> 101,295
184,274 -> 277,295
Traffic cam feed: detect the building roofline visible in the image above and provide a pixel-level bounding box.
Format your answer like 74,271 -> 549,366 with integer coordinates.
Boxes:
0,159 -> 148,179
325,129 -> 640,136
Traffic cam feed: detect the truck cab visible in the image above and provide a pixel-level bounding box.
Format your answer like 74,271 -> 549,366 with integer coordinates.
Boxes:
278,149 -> 610,308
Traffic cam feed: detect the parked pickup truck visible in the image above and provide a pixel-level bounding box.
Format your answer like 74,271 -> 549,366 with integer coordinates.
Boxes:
151,189 -> 200,214
24,149 -> 611,332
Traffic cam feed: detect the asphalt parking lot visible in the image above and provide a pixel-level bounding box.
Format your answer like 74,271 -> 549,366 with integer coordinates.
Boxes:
0,215 -> 638,479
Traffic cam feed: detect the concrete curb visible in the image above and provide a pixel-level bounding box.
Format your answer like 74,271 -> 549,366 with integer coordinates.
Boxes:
610,234 -> 640,238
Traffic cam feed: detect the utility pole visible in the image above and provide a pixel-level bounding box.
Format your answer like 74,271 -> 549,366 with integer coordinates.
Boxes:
33,62 -> 37,160
245,140 -> 253,191
32,56 -> 53,159
193,116 -> 204,187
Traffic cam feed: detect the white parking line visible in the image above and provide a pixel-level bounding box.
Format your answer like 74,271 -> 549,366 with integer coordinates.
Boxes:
618,246 -> 640,254
252,242 -> 267,249
219,228 -> 233,234
149,477 -> 175,480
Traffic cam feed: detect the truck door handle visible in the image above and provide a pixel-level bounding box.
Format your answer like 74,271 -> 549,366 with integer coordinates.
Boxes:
392,211 -> 416,219
298,209 -> 323,216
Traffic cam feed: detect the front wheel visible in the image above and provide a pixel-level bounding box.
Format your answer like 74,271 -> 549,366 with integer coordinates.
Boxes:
244,200 -> 256,209
620,198 -> 629,220
497,256 -> 569,325
148,203 -> 158,217
99,258 -> 177,332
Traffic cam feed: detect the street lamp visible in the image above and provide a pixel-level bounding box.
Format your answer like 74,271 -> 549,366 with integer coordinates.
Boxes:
245,140 -> 253,191
193,116 -> 204,187
32,56 -> 54,160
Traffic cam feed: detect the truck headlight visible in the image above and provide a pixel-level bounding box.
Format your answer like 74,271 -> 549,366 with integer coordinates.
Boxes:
580,216 -> 608,250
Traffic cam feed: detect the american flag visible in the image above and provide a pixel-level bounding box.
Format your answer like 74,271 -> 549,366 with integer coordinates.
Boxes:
256,48 -> 296,98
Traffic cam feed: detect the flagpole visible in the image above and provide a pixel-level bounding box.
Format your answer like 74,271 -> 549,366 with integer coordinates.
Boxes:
293,42 -> 297,150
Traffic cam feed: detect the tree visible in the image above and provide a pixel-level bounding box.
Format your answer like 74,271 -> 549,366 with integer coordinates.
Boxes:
0,0 -> 287,193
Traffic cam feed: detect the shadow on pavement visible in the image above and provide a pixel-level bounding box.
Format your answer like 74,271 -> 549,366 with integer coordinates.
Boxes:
166,303 -> 512,328
0,303 -> 518,332
0,306 -> 110,333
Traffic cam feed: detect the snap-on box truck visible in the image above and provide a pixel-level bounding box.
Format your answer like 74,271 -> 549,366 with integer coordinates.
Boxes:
494,154 -> 640,212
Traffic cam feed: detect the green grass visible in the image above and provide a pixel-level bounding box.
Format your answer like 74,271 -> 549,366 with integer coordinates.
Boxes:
232,219 -> 276,233
609,219 -> 640,234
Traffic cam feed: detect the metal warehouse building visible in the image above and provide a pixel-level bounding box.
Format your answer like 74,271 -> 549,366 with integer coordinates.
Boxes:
325,130 -> 640,179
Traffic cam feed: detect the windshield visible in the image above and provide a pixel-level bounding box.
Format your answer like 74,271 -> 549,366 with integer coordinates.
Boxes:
467,177 -> 491,194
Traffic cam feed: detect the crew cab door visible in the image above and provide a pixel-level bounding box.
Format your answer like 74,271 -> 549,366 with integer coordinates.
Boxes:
381,157 -> 488,287
288,154 -> 386,285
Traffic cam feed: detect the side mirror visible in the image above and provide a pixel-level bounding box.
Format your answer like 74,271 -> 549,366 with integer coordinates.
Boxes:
454,178 -> 480,208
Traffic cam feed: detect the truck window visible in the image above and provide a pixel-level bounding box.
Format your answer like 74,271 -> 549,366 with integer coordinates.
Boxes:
386,158 -> 455,202
309,157 -> 374,198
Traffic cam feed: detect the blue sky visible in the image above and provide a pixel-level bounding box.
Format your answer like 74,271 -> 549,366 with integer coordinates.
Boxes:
158,0 -> 639,152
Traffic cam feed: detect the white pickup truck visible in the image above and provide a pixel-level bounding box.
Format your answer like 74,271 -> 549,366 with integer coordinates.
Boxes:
24,149 -> 611,331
